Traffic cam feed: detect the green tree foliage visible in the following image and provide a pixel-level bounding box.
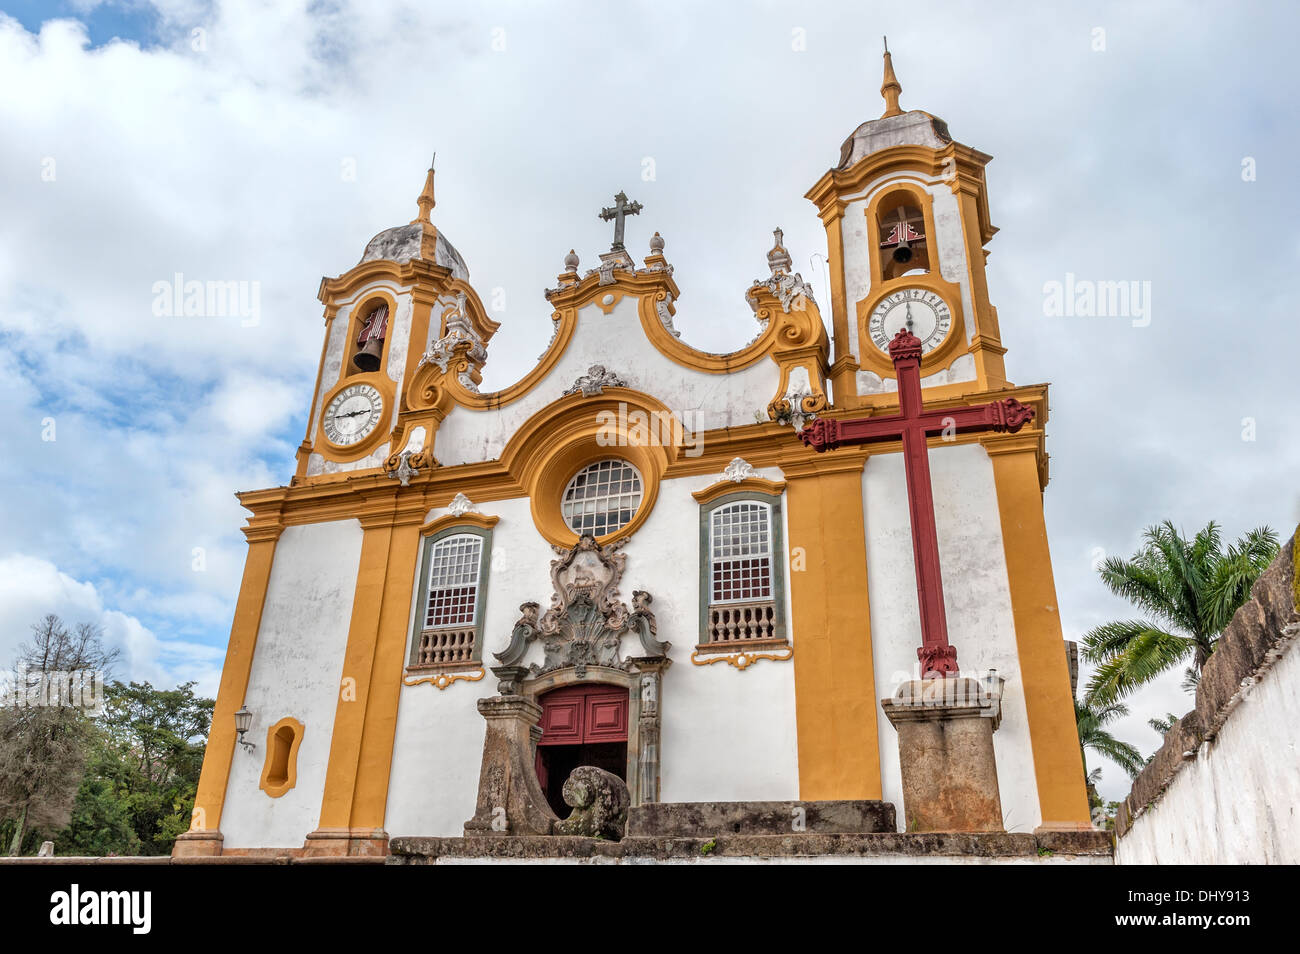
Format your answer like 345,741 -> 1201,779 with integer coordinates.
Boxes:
58,681 -> 213,856
1081,521 -> 1278,704
1074,696 -> 1144,811
1147,712 -> 1181,735
0,615 -> 213,856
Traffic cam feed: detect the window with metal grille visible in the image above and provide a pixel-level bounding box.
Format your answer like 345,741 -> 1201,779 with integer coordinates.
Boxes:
424,534 -> 482,628
710,501 -> 773,604
561,459 -> 643,537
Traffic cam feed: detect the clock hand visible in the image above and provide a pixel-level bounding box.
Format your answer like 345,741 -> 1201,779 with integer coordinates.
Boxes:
904,302 -> 914,332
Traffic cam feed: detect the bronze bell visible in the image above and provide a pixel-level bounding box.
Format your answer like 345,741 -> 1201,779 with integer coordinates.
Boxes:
353,336 -> 383,372
892,243 -> 913,264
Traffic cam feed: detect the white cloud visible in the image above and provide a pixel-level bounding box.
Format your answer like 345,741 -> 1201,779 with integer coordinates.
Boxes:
0,554 -> 221,696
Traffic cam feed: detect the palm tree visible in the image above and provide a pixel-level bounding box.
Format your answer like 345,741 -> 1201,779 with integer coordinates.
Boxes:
1147,712 -> 1181,735
1075,697 -> 1145,789
1081,521 -> 1278,704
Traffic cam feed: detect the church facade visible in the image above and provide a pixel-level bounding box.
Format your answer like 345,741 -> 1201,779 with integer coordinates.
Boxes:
177,52 -> 1090,857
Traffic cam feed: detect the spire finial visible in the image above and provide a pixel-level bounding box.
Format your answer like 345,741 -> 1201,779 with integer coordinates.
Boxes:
413,152 -> 436,224
880,36 -> 903,118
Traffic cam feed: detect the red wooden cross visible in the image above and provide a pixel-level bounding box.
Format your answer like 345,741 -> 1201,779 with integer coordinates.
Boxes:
799,329 -> 1035,677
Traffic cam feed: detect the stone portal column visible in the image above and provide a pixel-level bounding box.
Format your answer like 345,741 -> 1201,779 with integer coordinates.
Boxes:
464,674 -> 558,836
631,659 -> 670,805
880,675 -> 1005,832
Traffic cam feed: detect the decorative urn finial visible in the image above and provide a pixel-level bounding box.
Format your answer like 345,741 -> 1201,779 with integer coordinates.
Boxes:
766,227 -> 792,276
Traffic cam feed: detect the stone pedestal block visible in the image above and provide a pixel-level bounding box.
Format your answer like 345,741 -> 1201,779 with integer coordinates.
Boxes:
881,675 -> 1005,833
464,694 -> 559,836
171,829 -> 224,857
301,827 -> 389,857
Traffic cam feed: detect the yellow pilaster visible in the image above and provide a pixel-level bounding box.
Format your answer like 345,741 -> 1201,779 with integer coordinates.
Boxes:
985,437 -> 1092,829
177,525 -> 281,854
954,189 -> 1008,390
349,514 -> 423,828
785,455 -> 882,800
312,498 -> 423,849
815,204 -> 860,407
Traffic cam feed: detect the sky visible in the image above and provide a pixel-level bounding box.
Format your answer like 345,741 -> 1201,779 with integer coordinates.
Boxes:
1,0 -> 1297,803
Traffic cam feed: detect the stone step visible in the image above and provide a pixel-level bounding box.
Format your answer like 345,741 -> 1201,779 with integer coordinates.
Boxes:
627,799 -> 896,837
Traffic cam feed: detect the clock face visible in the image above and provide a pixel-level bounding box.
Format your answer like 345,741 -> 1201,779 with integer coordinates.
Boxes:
322,383 -> 384,446
868,288 -> 953,354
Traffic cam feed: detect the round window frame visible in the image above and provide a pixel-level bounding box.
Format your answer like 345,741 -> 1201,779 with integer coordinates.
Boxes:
560,458 -> 645,538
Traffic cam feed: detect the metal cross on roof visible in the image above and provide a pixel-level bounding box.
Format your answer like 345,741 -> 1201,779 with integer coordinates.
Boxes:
598,191 -> 643,251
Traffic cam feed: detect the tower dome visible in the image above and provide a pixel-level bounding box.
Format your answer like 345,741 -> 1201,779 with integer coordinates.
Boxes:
835,43 -> 952,170
358,159 -> 470,281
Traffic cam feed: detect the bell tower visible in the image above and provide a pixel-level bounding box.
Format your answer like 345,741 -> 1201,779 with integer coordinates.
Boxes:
293,158 -> 497,484
806,42 -> 1009,409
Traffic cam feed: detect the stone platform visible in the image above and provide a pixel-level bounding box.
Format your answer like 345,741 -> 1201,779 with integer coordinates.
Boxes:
389,829 -> 1112,864
627,799 -> 895,836
390,797 -> 1110,864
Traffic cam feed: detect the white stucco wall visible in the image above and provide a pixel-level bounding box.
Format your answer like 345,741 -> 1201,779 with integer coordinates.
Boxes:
220,519 -> 363,849
1115,635 -> 1300,864
863,441 -> 1042,832
383,468 -> 801,837
432,294 -> 781,466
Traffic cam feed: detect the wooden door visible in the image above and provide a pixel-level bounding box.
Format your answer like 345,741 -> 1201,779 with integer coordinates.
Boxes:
537,684 -> 629,746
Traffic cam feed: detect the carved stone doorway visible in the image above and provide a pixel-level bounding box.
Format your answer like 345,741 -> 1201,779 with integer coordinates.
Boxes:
535,684 -> 628,816
466,535 -> 673,835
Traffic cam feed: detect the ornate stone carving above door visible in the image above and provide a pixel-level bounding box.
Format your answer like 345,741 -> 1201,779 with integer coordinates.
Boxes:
494,534 -> 670,677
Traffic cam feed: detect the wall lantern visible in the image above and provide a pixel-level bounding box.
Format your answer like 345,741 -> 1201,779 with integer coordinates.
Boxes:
235,704 -> 256,754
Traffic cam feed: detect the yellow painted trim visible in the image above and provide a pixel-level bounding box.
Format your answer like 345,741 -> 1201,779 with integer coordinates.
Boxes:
402,666 -> 485,689
419,511 -> 499,537
317,256 -> 449,306
405,306 -> 578,415
258,717 -> 305,798
786,465 -> 882,800
984,439 -> 1091,828
500,388 -> 677,548
185,530 -> 281,840
691,476 -> 787,505
690,645 -> 793,669
636,289 -> 780,374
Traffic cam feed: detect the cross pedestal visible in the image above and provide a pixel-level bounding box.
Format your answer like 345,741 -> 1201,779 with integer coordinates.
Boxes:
800,329 -> 1035,831
881,674 -> 1005,832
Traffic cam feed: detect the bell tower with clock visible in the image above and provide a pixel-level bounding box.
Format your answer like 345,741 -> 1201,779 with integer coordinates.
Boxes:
806,44 -> 1010,409
292,158 -> 496,483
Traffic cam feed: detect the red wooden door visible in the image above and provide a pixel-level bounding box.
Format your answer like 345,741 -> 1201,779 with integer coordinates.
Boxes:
538,684 -> 628,745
